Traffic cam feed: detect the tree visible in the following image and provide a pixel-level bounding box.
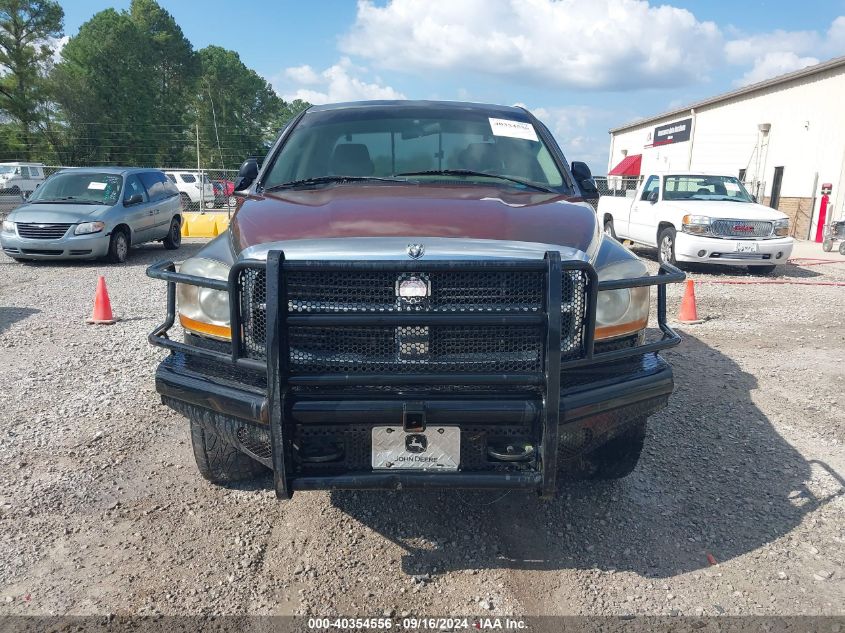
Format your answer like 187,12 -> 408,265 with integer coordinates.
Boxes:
50,8 -> 157,165
129,0 -> 196,166
0,0 -> 63,160
195,45 -> 290,169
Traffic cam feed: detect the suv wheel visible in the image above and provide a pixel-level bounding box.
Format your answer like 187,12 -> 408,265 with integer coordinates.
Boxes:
180,192 -> 194,211
657,227 -> 677,266
163,217 -> 181,250
106,228 -> 130,263
561,418 -> 647,480
604,219 -> 617,240
190,418 -> 268,484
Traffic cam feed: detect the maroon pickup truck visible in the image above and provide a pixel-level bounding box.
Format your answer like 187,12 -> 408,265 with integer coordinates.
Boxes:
147,100 -> 684,499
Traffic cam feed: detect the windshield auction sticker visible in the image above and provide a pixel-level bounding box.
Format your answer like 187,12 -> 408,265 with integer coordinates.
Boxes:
488,117 -> 539,142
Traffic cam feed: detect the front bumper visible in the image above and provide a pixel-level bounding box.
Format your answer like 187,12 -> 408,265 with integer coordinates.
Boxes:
147,252 -> 685,498
1,230 -> 110,259
675,233 -> 793,265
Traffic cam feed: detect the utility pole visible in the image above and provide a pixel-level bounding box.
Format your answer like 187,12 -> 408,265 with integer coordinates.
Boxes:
196,123 -> 201,175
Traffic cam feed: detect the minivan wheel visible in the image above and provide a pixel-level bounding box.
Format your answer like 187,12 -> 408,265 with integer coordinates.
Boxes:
163,217 -> 181,250
106,229 -> 130,263
657,227 -> 677,266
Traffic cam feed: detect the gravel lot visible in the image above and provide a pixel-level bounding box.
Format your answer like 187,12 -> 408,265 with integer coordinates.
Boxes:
0,238 -> 843,620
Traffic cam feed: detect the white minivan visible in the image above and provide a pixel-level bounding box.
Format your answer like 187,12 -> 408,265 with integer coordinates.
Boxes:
0,162 -> 46,197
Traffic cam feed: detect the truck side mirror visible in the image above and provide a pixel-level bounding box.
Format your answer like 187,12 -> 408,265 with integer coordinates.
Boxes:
648,190 -> 658,203
234,158 -> 259,192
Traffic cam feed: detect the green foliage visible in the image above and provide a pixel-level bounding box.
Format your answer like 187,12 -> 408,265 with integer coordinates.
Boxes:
0,0 -> 64,160
0,0 -> 310,167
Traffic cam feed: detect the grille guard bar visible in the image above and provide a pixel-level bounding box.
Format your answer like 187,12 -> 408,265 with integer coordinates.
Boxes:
147,252 -> 685,498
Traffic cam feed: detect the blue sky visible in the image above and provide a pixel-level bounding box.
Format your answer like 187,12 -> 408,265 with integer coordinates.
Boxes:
60,0 -> 845,174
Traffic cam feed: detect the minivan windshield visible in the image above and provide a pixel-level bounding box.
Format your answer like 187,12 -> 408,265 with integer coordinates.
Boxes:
263,107 -> 567,192
663,175 -> 753,203
29,172 -> 123,205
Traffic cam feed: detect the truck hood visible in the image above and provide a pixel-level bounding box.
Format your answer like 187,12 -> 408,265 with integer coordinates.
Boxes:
231,184 -> 599,260
662,200 -> 788,220
9,202 -> 111,223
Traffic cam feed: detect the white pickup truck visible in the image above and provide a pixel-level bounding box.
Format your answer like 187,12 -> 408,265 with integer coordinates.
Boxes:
598,172 -> 793,273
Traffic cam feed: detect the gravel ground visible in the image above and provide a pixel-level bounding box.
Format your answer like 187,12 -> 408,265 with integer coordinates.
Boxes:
0,238 -> 843,620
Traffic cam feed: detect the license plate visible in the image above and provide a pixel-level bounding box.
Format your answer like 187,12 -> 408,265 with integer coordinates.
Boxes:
371,426 -> 460,471
735,242 -> 759,253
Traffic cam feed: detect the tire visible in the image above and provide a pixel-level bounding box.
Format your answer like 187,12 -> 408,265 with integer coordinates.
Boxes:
106,228 -> 130,263
9,186 -> 20,196
840,241 -> 845,256
604,219 -> 617,240
227,195 -> 238,208
162,217 -> 181,250
657,226 -> 677,266
748,264 -> 777,275
190,418 -> 267,484
563,418 -> 647,480
822,239 -> 833,252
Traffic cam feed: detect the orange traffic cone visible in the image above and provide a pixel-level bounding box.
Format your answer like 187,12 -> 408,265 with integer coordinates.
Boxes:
86,276 -> 117,325
677,279 -> 704,325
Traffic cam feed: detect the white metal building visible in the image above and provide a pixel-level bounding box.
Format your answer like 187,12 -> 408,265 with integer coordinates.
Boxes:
607,55 -> 845,240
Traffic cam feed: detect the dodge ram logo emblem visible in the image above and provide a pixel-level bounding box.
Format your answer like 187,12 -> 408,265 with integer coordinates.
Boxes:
407,243 -> 425,259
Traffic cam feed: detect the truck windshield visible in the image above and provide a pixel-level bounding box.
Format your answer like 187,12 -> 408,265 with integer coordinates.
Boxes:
263,107 -> 567,192
29,172 -> 122,205
663,175 -> 753,202
0,166 -> 17,174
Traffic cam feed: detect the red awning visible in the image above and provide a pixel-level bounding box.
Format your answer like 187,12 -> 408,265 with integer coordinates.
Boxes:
608,154 -> 642,176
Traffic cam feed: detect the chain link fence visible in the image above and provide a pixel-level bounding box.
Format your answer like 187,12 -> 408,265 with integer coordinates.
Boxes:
594,176 -> 641,197
1,165 -> 241,216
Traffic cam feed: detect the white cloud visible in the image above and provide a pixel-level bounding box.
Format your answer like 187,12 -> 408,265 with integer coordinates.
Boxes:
727,16 -> 845,86
277,57 -> 405,105
522,104 -> 609,169
340,0 -> 723,91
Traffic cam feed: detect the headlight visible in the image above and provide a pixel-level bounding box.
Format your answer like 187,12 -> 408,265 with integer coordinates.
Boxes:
1,220 -> 14,233
74,221 -> 105,235
773,218 -> 789,237
595,258 -> 650,340
682,215 -> 711,235
177,258 -> 231,340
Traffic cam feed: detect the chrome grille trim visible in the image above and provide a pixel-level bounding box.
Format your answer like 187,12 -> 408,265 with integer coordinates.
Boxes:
710,219 -> 773,239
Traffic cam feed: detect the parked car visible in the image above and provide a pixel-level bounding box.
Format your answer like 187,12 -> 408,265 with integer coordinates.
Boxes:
147,100 -> 684,499
0,162 -> 46,197
211,180 -> 226,208
164,170 -> 215,210
1,167 -> 181,263
598,172 -> 794,273
213,178 -> 237,207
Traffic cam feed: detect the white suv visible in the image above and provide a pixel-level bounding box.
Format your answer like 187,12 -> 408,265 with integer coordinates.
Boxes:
164,171 -> 215,210
0,162 -> 46,197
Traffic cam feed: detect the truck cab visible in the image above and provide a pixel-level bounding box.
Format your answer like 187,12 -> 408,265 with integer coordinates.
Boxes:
598,172 -> 794,273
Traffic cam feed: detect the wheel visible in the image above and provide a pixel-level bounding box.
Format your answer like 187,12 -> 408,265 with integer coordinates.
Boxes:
562,418 -> 647,480
748,264 -> 777,275
106,228 -> 130,263
657,226 -> 677,266
227,195 -> 238,208
840,241 -> 845,256
9,186 -> 20,196
604,219 -> 617,240
162,217 -> 181,250
190,418 -> 267,484
822,239 -> 833,252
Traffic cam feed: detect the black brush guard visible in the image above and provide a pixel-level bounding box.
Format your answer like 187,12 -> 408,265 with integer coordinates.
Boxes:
148,251 -> 684,498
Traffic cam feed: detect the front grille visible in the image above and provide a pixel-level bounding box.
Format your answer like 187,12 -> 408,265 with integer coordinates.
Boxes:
710,219 -> 773,238
16,223 -> 72,239
237,266 -> 589,374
